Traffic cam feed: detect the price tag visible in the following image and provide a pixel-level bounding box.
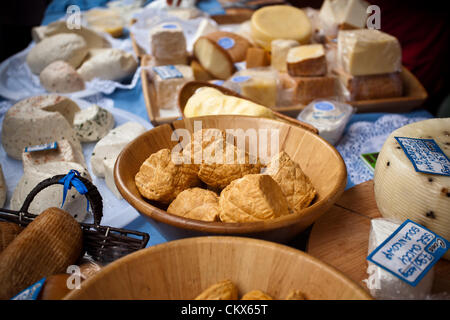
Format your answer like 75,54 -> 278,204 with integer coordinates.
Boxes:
11,278 -> 46,300
24,142 -> 58,153
367,219 -> 449,287
360,152 -> 379,173
152,65 -> 183,80
395,137 -> 450,176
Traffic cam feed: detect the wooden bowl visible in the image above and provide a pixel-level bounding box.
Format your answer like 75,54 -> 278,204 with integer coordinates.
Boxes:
114,115 -> 347,242
65,236 -> 371,300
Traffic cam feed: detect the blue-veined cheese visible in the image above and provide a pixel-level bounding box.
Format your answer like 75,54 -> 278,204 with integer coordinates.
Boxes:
73,104 -> 115,142
90,122 -> 147,177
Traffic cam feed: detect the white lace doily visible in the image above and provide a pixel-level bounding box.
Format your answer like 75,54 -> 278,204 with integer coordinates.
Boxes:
336,113 -> 430,187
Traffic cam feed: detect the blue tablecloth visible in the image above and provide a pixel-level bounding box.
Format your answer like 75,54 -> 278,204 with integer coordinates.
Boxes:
2,0 -> 434,248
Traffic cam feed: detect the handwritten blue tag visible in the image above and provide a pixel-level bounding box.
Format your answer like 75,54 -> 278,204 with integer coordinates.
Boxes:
11,278 -> 46,300
152,65 -> 183,80
395,137 -> 450,176
367,219 -> 449,287
24,142 -> 58,153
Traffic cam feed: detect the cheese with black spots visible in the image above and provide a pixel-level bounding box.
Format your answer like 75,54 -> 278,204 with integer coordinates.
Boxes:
73,104 -> 115,142
373,118 -> 450,259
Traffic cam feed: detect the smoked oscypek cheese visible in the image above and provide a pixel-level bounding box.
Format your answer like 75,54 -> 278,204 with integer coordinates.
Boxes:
373,118 -> 450,259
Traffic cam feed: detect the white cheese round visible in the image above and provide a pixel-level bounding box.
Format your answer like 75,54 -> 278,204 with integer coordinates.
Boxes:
373,118 -> 450,259
73,104 -> 115,142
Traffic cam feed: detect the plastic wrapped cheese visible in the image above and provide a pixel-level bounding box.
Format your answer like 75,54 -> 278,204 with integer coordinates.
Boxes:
364,218 -> 435,300
222,68 -> 279,108
297,99 -> 354,145
373,118 -> 450,260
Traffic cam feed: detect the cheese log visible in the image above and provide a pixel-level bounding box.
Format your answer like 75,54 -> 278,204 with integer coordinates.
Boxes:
27,33 -> 88,74
251,6 -> 312,50
193,18 -> 219,42
31,20 -> 110,49
337,29 -> 402,76
1,95 -> 82,160
0,222 -> 23,253
150,65 -> 194,110
194,31 -> 251,80
373,118 -> 450,260
150,23 -> 187,61
39,61 -> 85,93
10,162 -> 91,222
335,68 -> 403,100
271,39 -> 299,72
245,48 -> 270,69
103,158 -> 122,199
0,207 -> 83,300
0,164 -> 6,208
184,87 -> 274,119
191,60 -> 214,81
90,122 -> 147,177
287,44 -> 327,77
281,73 -> 336,104
22,139 -> 86,170
77,48 -> 137,81
73,104 -> 115,142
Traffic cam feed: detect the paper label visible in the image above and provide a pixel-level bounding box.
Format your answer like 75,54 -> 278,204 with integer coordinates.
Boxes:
314,101 -> 335,111
24,142 -> 58,153
231,75 -> 251,83
11,278 -> 46,300
395,137 -> 450,176
162,23 -> 178,29
217,37 -> 235,50
367,219 -> 449,287
360,152 -> 379,173
152,65 -> 183,80
211,80 -> 224,86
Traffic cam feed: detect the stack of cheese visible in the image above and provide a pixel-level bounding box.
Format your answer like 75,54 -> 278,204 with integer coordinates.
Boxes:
28,21 -> 137,93
335,29 -> 403,101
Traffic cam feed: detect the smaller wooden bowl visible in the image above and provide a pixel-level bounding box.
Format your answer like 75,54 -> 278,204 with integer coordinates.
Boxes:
178,81 -> 319,134
114,115 -> 346,242
65,236 -> 371,300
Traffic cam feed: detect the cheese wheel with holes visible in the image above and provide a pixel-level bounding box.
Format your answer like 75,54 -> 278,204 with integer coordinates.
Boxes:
373,118 -> 450,259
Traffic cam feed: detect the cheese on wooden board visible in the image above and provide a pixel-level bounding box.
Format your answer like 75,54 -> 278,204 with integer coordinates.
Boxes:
39,61 -> 85,93
22,140 -> 86,171
1,95 -> 82,160
90,122 -> 147,178
150,23 -> 187,62
77,48 -> 138,81
31,21 -> 110,49
184,87 -> 274,119
251,6 -> 312,50
0,165 -> 6,208
373,118 -> 450,260
73,104 -> 115,142
150,65 -> 194,110
335,68 -> 403,101
103,158 -> 122,199
337,29 -> 402,76
270,39 -> 299,72
287,44 -> 327,77
366,218 -> 434,299
26,33 -> 89,74
10,162 -> 91,222
280,73 -> 337,104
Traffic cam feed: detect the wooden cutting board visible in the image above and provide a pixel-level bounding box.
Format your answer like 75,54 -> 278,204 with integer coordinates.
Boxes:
307,180 -> 450,296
